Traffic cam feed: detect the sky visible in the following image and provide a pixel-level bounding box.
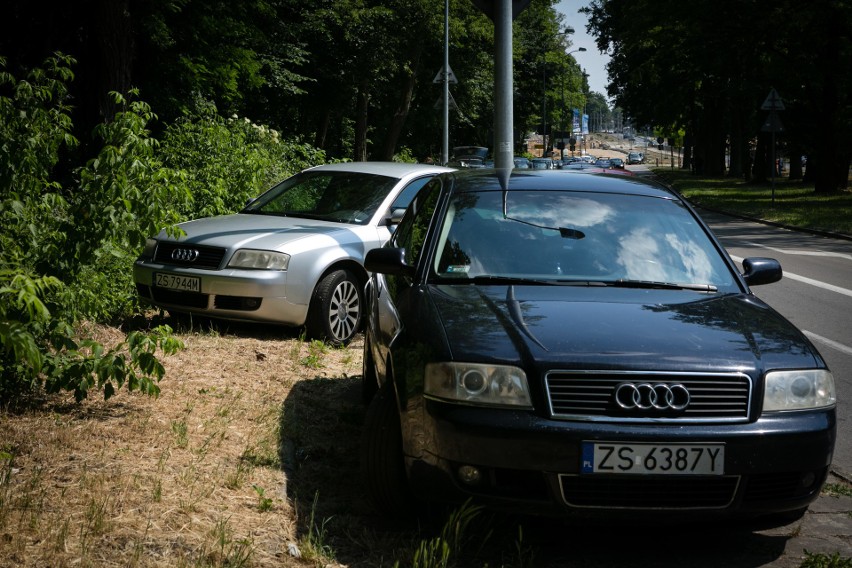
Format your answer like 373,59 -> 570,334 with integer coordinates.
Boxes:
555,1 -> 610,98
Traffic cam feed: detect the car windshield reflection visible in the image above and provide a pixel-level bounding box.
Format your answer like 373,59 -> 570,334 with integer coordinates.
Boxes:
242,171 -> 397,225
431,190 -> 736,290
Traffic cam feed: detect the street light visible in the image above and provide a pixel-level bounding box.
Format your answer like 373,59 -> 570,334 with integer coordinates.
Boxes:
558,47 -> 586,158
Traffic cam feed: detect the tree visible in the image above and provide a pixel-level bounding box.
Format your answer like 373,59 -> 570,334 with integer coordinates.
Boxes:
584,0 -> 851,192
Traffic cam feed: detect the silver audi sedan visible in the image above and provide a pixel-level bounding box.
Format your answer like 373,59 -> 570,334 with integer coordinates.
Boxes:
134,162 -> 453,344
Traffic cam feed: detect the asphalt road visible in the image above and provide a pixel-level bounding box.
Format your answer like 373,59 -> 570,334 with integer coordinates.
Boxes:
698,209 -> 852,480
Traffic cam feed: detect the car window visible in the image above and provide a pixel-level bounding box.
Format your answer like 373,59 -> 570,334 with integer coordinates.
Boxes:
431,190 -> 737,289
391,177 -> 443,268
243,171 -> 398,225
391,176 -> 434,210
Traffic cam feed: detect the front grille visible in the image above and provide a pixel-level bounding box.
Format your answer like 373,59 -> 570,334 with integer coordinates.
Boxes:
154,242 -> 227,269
546,371 -> 752,422
560,474 -> 740,509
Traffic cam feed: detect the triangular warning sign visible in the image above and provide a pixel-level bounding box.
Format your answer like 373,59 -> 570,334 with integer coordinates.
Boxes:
433,66 -> 459,85
761,88 -> 785,111
761,111 -> 785,132
433,91 -> 458,110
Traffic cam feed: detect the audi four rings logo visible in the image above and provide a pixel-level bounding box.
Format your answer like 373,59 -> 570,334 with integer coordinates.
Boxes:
614,382 -> 691,411
171,248 -> 200,262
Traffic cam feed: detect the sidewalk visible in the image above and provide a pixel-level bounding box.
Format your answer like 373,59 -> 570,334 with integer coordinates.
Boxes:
756,472 -> 852,565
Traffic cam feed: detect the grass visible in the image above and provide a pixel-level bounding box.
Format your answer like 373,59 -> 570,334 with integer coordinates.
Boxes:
1,314 -> 851,567
653,168 -> 852,236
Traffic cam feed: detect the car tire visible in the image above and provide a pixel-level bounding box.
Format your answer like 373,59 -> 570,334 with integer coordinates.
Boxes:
361,332 -> 379,405
305,269 -> 363,345
360,385 -> 412,516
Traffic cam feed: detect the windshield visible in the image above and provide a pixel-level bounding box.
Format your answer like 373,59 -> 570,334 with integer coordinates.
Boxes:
431,190 -> 738,291
242,170 -> 398,225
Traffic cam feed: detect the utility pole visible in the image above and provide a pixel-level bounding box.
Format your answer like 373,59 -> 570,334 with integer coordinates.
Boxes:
470,0 -> 531,171
442,0 -> 450,165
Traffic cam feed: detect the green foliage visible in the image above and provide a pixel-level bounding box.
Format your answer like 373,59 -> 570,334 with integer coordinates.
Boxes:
158,111 -> 326,219
0,54 -> 185,403
800,551 -> 852,568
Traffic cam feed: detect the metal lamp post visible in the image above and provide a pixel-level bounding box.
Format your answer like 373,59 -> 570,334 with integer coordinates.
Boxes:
560,47 -> 586,159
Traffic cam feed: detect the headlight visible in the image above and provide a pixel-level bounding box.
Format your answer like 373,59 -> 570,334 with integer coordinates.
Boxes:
227,249 -> 290,270
763,369 -> 836,412
425,362 -> 532,408
141,238 -> 158,258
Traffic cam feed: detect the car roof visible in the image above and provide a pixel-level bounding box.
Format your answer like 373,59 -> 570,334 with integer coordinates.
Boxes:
444,169 -> 676,199
303,161 -> 454,178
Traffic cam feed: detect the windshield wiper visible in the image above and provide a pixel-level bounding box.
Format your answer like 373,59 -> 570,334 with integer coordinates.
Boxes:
465,275 -> 557,286
612,279 -> 718,292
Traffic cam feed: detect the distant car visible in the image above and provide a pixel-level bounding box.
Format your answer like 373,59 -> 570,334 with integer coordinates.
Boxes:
134,162 -> 452,344
608,157 -> 625,169
513,157 -> 532,169
448,146 -> 489,168
627,152 -> 643,164
360,168 -> 836,524
593,159 -> 612,168
531,158 -> 555,170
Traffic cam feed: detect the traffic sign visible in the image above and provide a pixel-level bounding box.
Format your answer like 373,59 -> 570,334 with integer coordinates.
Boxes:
433,91 -> 458,110
761,111 -> 784,133
433,66 -> 458,85
761,88 -> 785,111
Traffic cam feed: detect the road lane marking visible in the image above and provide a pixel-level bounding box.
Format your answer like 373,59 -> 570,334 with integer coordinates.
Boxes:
803,331 -> 852,358
730,255 -> 852,298
742,241 -> 852,261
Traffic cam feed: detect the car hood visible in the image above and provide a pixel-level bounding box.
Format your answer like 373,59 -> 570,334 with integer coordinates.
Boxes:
429,284 -> 820,373
160,214 -> 365,250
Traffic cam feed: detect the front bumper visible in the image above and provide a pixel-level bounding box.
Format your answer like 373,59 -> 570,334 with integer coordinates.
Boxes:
402,400 -> 836,521
133,261 -> 310,326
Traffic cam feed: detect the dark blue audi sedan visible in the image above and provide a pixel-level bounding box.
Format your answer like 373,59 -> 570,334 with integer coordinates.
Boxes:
360,169 -> 836,525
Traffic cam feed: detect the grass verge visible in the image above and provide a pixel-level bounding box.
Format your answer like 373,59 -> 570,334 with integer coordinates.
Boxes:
653,169 -> 852,237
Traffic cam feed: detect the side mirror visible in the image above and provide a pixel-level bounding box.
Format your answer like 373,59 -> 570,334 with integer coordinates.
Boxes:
383,207 -> 407,227
741,257 -> 782,286
365,247 -> 415,277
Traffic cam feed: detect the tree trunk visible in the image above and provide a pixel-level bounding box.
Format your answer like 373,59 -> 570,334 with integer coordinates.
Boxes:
379,43 -> 423,161
315,109 -> 331,150
751,134 -> 769,183
94,0 -> 133,121
354,81 -> 370,162
788,149 -> 804,181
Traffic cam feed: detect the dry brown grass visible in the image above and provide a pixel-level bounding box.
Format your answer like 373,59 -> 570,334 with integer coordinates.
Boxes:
2,316 -> 847,568
0,316 -> 366,568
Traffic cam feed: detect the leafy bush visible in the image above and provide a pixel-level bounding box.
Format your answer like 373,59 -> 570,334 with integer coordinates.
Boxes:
0,54 -> 185,402
158,111 -> 327,220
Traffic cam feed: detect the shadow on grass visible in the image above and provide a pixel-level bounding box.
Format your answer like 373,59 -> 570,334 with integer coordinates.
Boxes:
278,373 -> 794,568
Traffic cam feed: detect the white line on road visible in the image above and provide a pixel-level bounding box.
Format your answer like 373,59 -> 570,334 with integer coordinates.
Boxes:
803,330 -> 852,357
730,255 -> 852,298
742,241 -> 852,262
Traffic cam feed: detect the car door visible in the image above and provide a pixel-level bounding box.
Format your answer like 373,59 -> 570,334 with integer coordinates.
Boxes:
368,177 -> 445,380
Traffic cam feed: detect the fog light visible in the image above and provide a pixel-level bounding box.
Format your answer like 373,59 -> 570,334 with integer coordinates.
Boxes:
457,465 -> 482,486
801,472 -> 817,489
